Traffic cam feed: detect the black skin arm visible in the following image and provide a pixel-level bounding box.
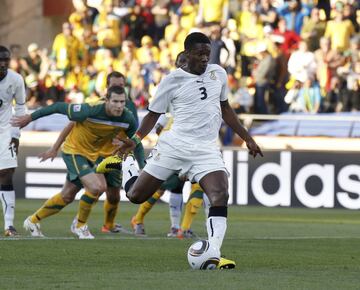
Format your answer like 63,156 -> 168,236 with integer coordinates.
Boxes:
221,100 -> 263,158
116,111 -> 162,155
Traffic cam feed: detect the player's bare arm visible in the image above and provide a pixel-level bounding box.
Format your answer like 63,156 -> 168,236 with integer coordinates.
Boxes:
11,114 -> 32,129
38,122 -> 75,162
220,100 -> 263,158
116,111 -> 162,154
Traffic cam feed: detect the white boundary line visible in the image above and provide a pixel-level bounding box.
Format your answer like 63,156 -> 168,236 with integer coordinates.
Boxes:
1,236 -> 360,241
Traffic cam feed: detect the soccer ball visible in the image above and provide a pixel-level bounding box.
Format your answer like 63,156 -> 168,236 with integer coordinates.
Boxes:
187,240 -> 220,270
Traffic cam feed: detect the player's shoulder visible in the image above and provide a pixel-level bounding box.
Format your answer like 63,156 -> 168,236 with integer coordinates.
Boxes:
115,107 -> 136,123
207,64 -> 227,82
7,69 -> 24,82
207,64 -> 227,75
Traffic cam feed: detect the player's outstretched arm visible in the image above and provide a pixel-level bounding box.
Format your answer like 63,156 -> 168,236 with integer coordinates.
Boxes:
220,100 -> 263,158
38,122 -> 75,162
11,102 -> 89,129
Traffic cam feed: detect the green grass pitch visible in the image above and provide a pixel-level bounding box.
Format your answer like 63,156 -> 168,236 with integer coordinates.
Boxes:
1,199 -> 360,290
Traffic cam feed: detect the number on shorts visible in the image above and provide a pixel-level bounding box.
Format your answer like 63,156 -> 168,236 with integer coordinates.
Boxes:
8,144 -> 14,158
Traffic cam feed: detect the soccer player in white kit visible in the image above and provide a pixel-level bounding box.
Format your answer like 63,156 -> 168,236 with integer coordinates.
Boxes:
118,32 -> 263,269
0,46 -> 26,236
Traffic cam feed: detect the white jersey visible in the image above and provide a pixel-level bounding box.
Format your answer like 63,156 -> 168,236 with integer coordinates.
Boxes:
0,69 -> 26,138
149,64 -> 228,148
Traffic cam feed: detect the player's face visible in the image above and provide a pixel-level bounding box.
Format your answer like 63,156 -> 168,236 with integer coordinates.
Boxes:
0,51 -> 10,79
106,92 -> 126,116
108,76 -> 125,88
186,43 -> 211,75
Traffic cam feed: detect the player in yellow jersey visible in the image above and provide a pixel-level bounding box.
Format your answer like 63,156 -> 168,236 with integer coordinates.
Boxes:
12,86 -> 141,239
38,71 -> 144,235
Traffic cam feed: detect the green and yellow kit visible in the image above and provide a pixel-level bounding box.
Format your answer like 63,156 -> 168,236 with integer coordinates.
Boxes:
31,102 -> 140,187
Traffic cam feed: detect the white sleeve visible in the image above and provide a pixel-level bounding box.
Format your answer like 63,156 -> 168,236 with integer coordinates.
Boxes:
219,68 -> 229,102
11,75 -> 27,139
148,75 -> 174,113
156,114 -> 168,127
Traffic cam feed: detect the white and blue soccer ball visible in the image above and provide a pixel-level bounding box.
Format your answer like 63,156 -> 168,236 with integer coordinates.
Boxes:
187,240 -> 220,270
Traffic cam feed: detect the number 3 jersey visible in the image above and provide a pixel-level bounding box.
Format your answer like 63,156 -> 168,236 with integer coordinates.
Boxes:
149,64 -> 228,149
0,69 -> 26,137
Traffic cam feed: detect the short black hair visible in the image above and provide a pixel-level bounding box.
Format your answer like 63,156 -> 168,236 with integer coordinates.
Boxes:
184,32 -> 211,50
106,85 -> 126,99
0,46 -> 11,57
106,71 -> 125,86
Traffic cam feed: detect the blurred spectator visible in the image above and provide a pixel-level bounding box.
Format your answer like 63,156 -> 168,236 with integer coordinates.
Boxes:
67,85 -> 85,103
196,0 -> 229,28
276,0 -> 312,35
93,1 -> 121,53
297,77 -> 322,113
164,12 -> 187,59
229,77 -> 253,114
300,7 -> 327,51
342,66 -> 360,112
238,6 -> 264,76
122,5 -> 147,46
12,0 -> 360,118
323,76 -> 343,112
271,39 -> 289,114
136,35 -> 160,64
179,0 -> 197,31
324,1 -> 355,52
220,26 -> 237,74
285,79 -> 303,112
272,17 -> 301,59
257,0 -> 278,29
51,22 -> 83,71
151,0 -> 170,44
252,43 -> 276,114
209,25 -> 229,66
315,37 -> 345,93
288,40 -> 317,84
20,43 -> 42,76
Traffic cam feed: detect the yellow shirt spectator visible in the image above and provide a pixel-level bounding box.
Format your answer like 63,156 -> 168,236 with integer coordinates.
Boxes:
52,23 -> 83,70
136,36 -> 160,65
197,0 -> 229,25
324,19 -> 355,52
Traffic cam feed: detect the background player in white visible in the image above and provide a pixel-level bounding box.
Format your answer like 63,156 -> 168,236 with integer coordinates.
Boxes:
118,32 -> 262,269
0,46 -> 26,236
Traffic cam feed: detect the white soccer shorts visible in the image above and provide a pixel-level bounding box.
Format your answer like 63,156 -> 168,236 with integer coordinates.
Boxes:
143,143 -> 228,183
0,130 -> 18,170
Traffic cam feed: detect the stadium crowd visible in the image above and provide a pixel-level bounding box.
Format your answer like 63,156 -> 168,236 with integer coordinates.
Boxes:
7,0 -> 360,116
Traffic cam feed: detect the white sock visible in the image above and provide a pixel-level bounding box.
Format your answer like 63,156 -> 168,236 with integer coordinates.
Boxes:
169,192 -> 183,229
206,216 -> 227,252
121,155 -> 139,191
0,190 -> 15,230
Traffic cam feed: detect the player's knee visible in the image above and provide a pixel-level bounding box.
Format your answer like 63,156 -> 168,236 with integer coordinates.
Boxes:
0,169 -> 14,184
127,189 -> 145,204
107,193 -> 120,204
208,191 -> 229,207
87,182 -> 107,195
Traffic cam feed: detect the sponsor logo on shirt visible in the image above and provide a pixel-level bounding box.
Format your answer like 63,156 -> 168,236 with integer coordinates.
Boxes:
209,71 -> 216,80
73,104 -> 82,112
